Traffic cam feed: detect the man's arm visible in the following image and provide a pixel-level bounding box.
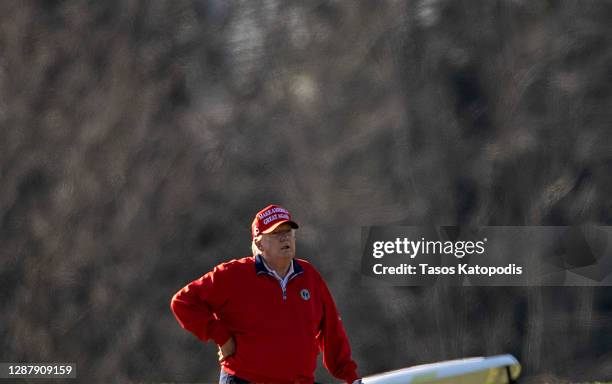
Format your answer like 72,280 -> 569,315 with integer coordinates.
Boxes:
316,276 -> 360,384
170,266 -> 232,347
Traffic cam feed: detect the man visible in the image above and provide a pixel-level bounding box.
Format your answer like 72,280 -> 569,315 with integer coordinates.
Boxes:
171,204 -> 361,383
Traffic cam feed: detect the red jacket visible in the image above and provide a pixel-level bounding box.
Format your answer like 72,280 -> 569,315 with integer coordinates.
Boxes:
170,255 -> 359,383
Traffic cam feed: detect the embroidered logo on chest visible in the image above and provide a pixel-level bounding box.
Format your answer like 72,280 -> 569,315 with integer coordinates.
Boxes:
300,288 -> 310,301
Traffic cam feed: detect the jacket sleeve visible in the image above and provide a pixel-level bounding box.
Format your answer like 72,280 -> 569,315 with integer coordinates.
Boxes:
316,276 -> 360,384
170,265 -> 232,346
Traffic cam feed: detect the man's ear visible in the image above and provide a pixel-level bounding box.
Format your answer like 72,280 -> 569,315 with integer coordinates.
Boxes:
255,237 -> 263,252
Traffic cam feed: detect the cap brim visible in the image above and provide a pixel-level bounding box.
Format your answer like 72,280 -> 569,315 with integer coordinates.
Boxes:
261,220 -> 299,234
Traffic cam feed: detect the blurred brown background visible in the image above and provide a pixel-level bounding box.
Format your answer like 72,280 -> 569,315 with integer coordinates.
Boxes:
1,0 -> 611,382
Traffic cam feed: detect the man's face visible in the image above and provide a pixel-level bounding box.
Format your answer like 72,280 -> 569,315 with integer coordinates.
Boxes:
258,222 -> 296,262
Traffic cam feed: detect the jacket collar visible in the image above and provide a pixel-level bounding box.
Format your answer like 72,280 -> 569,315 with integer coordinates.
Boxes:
254,254 -> 304,277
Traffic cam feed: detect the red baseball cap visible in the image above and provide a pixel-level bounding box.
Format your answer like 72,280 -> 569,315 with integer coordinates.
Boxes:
251,204 -> 299,239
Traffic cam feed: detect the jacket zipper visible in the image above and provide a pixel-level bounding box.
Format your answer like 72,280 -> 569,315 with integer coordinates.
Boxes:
282,271 -> 303,300
269,271 -> 302,300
